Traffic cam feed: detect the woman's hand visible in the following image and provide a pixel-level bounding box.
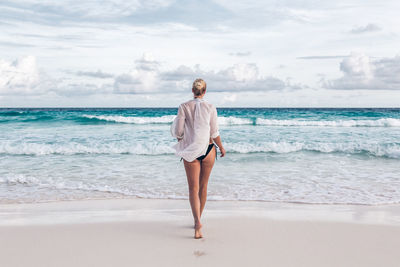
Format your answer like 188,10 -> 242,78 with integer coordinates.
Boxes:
219,146 -> 226,157
212,136 -> 225,157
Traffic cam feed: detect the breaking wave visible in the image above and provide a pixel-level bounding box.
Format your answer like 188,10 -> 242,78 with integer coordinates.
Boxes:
80,115 -> 400,127
256,118 -> 400,127
1,141 -> 399,158
81,115 -> 176,124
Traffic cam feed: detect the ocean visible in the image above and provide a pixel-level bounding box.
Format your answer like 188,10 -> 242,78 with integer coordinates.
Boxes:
1,107 -> 399,205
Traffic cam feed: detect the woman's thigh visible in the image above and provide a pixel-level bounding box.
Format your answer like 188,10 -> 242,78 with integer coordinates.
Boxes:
199,146 -> 216,183
184,159 -> 201,189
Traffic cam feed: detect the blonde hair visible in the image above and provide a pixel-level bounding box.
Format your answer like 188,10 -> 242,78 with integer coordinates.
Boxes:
192,78 -> 207,96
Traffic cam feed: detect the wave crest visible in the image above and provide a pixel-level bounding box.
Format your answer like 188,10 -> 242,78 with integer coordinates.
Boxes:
80,115 -> 400,127
226,142 -> 400,158
256,118 -> 400,127
1,141 -> 399,158
0,142 -> 175,156
81,115 -> 176,124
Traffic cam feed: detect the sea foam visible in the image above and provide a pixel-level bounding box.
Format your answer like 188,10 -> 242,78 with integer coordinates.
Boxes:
81,114 -> 400,127
82,114 -> 176,124
1,140 -> 399,158
256,118 -> 400,127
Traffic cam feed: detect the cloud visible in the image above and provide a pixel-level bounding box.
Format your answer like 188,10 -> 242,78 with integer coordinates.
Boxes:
114,53 -> 292,94
1,54 -> 300,97
324,52 -> 400,90
75,70 -> 114,78
0,0 -> 173,25
0,0 -> 341,33
297,55 -> 347,60
349,23 -> 381,34
53,82 -> 113,96
0,0 -> 227,30
209,63 -> 287,92
229,51 -> 251,57
0,55 -> 53,95
221,93 -> 237,104
0,56 -> 113,96
0,41 -> 36,48
114,53 -> 161,94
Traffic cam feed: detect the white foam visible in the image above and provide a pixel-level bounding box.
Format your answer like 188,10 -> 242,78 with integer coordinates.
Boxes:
225,142 -> 400,158
0,174 -> 185,202
0,174 -> 40,185
83,114 -> 254,126
2,171 -> 400,205
82,115 -> 176,124
0,142 -> 175,156
1,141 -> 399,158
217,116 -> 253,125
226,142 -> 303,154
256,118 -> 400,127
81,114 -> 400,127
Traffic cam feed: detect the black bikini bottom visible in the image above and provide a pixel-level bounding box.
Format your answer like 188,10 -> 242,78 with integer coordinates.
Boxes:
196,143 -> 215,161
180,144 -> 217,162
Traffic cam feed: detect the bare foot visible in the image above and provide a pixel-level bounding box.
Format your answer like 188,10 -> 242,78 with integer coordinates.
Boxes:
194,228 -> 203,239
194,222 -> 203,239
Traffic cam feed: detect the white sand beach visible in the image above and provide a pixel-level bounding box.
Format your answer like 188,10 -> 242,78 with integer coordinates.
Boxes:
1,198 -> 400,267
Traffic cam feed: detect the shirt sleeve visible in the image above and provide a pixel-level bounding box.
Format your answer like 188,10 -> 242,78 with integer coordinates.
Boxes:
170,104 -> 185,139
210,105 -> 220,139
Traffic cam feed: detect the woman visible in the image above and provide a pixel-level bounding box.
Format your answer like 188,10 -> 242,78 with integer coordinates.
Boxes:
171,78 -> 226,239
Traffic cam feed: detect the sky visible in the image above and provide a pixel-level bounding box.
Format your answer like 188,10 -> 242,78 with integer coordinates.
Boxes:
1,0 -> 400,107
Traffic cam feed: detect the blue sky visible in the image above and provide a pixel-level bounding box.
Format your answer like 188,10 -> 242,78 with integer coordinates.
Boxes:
1,0 -> 400,107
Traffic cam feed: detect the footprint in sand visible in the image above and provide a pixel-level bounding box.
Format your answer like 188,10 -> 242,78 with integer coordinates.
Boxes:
193,250 -> 206,257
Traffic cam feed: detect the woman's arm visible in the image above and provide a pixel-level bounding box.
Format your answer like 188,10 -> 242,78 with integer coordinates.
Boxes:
212,135 -> 225,157
171,104 -> 185,140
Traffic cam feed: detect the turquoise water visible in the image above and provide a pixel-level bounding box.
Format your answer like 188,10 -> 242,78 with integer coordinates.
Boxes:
1,108 -> 400,204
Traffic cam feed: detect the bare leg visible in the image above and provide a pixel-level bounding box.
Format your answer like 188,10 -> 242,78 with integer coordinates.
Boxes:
199,146 -> 216,217
183,159 -> 203,239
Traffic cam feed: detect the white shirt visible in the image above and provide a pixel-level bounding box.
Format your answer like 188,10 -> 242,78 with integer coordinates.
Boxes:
170,98 -> 220,162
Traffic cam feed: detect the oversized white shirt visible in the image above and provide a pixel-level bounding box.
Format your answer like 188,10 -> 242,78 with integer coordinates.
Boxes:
170,98 -> 220,162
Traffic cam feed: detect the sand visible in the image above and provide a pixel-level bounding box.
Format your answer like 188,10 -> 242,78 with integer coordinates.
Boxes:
1,198 -> 400,267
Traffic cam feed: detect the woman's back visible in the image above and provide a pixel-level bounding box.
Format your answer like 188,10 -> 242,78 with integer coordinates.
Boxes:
180,98 -> 214,129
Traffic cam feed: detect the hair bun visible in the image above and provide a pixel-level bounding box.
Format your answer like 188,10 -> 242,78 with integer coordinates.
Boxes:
192,78 -> 207,96
194,82 -> 203,89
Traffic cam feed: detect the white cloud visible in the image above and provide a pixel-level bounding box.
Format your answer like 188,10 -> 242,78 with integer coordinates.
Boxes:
324,52 -> 400,90
54,82 -> 113,96
113,53 -> 292,94
0,0 -> 175,22
350,23 -> 381,34
0,54 -> 292,97
221,93 -> 237,104
297,55 -> 347,60
0,56 -> 115,96
211,64 -> 287,91
229,51 -> 251,57
75,70 -> 114,78
114,53 -> 161,94
0,55 -> 52,95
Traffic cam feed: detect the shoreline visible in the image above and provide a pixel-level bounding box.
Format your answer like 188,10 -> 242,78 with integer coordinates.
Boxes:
1,198 -> 400,267
1,197 -> 400,226
3,194 -> 400,206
